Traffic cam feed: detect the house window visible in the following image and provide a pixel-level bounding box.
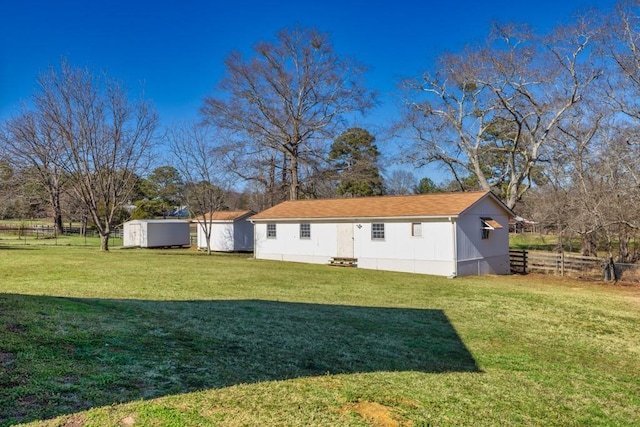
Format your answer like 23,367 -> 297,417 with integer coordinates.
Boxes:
481,227 -> 490,240
267,223 -> 277,239
411,222 -> 422,237
372,223 -> 385,240
481,217 -> 502,240
300,223 -> 311,239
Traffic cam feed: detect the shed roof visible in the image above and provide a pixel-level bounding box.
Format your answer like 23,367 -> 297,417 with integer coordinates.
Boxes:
251,191 -> 510,221
194,210 -> 254,222
125,219 -> 189,224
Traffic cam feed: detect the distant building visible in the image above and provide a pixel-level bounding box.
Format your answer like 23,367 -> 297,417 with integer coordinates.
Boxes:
165,206 -> 190,218
123,219 -> 190,248
193,211 -> 255,252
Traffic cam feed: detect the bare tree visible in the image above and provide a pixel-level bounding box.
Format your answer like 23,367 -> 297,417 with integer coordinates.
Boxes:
34,60 -> 158,251
385,169 -> 417,195
202,26 -> 375,201
1,110 -> 67,233
400,21 -> 600,209
530,101 -> 640,262
168,123 -> 228,255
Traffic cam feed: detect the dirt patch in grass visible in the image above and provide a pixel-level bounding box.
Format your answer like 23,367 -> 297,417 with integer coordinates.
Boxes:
121,414 -> 136,426
341,400 -> 406,426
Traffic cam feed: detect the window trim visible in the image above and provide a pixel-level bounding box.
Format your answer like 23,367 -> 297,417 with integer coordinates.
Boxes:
371,223 -> 385,240
480,217 -> 502,240
411,222 -> 422,237
266,223 -> 277,239
300,223 -> 311,239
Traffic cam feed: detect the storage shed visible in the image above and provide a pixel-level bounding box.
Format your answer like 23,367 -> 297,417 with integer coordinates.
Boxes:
122,219 -> 191,248
250,191 -> 513,277
194,210 -> 255,252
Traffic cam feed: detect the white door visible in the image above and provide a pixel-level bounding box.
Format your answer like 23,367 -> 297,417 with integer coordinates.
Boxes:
128,224 -> 141,246
336,223 -> 354,258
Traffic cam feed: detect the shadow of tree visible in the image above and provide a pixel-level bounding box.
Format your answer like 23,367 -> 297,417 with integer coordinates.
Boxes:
0,295 -> 479,424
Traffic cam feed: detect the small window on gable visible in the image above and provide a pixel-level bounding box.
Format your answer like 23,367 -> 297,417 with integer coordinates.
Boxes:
481,217 -> 502,240
267,223 -> 277,239
372,223 -> 385,240
411,222 -> 422,237
300,223 -> 311,239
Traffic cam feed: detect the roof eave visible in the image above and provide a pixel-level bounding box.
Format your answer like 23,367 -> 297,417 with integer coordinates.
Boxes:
250,214 -> 460,223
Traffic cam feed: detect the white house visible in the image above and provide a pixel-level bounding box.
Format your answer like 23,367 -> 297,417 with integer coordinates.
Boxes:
194,210 -> 255,252
250,191 -> 513,277
122,219 -> 191,248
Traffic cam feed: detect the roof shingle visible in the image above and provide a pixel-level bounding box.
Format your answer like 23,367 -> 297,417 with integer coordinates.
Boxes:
251,191 -> 501,220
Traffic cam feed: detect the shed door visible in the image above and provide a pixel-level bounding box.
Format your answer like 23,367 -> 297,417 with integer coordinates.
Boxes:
336,223 -> 354,258
128,224 -> 141,246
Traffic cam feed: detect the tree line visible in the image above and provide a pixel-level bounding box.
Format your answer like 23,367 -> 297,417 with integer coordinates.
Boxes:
1,1 -> 640,258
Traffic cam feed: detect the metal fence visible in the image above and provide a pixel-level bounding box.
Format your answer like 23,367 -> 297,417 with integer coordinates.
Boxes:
0,224 -> 123,246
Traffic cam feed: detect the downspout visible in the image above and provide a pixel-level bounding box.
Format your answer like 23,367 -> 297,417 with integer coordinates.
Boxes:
252,221 -> 257,259
450,216 -> 458,278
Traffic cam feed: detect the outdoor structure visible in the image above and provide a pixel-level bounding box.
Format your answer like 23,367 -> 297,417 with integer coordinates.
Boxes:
194,210 -> 255,252
122,219 -> 190,248
250,191 -> 513,277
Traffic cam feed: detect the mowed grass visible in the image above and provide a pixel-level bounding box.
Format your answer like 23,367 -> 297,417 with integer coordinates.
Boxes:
1,245 -> 639,426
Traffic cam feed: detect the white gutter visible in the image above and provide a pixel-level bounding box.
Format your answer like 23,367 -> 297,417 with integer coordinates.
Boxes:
250,215 -> 460,223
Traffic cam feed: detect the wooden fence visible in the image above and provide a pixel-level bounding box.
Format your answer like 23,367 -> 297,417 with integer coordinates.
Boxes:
510,250 -> 640,281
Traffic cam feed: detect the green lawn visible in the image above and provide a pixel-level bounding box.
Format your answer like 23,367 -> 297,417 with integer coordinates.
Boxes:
1,245 -> 639,426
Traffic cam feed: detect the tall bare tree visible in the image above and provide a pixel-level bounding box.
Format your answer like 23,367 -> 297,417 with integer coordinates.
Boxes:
400,21 -> 601,209
202,27 -> 375,202
168,123 -> 228,255
35,60 -> 158,251
1,110 -> 67,233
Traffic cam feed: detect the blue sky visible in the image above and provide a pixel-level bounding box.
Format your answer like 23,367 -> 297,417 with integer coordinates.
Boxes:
0,0 -> 618,178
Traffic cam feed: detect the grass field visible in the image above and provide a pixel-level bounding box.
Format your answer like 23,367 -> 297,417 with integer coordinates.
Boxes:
1,244 -> 639,426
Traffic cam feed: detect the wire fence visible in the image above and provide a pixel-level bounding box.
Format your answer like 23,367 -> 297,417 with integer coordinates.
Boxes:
0,224 -> 123,247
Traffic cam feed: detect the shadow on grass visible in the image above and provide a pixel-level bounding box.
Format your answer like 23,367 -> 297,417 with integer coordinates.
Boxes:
0,295 -> 479,425
0,245 -> 42,250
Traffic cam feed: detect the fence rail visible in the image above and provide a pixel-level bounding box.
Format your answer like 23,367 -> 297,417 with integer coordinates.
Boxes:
510,249 -> 640,282
0,225 -> 122,239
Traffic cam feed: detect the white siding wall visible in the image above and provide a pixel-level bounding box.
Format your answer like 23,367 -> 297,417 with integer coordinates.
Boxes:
199,222 -> 235,251
353,220 -> 456,276
254,222 -> 337,264
255,219 -> 458,276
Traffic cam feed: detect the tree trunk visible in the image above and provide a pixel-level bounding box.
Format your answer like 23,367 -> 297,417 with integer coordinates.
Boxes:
581,232 -> 597,257
100,233 -> 109,251
289,154 -> 299,201
49,186 -> 65,234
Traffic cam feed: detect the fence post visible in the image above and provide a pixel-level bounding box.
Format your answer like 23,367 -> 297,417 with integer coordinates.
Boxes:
561,251 -> 565,277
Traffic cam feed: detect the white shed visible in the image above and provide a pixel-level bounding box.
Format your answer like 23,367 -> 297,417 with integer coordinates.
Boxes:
194,210 -> 255,252
250,191 -> 513,277
122,219 -> 191,248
